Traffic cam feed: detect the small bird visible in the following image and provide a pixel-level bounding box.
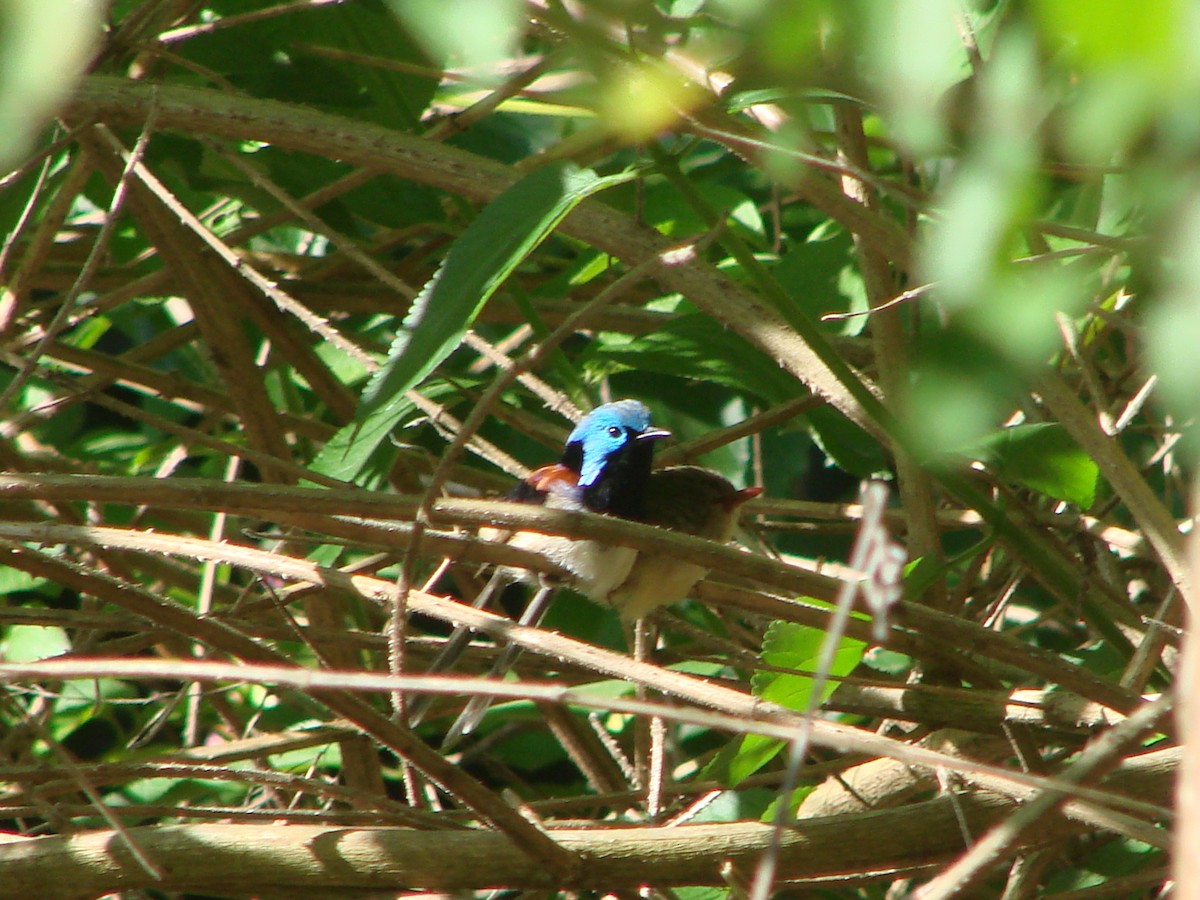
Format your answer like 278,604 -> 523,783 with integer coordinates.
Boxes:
489,398 -> 670,601
441,460 -> 761,744
605,465 -> 763,620
412,400 -> 668,734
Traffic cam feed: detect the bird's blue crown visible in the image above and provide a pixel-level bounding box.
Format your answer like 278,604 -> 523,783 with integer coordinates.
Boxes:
567,400 -> 655,488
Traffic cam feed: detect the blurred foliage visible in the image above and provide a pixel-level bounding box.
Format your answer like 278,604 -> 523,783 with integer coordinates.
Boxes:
0,0 -> 1191,895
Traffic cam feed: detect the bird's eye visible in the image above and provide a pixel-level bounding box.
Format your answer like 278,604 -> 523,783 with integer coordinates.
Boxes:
607,426 -> 622,438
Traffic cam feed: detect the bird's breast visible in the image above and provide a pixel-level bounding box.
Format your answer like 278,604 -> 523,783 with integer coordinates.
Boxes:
504,529 -> 637,602
485,462 -> 638,601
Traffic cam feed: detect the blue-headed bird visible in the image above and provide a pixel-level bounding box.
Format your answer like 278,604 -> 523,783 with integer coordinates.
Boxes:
487,398 -> 670,601
439,415 -> 761,744
412,400 -> 667,732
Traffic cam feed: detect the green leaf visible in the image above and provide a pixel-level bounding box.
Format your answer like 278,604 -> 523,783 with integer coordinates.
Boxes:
308,399 -> 412,486
680,789 -> 772,824
1034,0 -> 1183,76
972,422 -> 1099,508
591,313 -> 799,404
775,231 -> 867,337
386,0 -> 525,80
2,624 -> 70,663
760,781 -> 816,822
187,0 -> 436,128
364,163 -> 629,410
0,568 -> 42,595
724,87 -> 793,112
754,620 -> 867,710
0,0 -> 100,169
719,621 -> 866,785
724,733 -> 787,785
640,179 -> 764,243
319,162 -> 629,482
327,0 -> 440,129
807,405 -> 890,478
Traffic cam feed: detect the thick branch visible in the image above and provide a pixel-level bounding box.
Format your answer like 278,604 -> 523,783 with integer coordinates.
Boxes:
0,747 -> 1175,896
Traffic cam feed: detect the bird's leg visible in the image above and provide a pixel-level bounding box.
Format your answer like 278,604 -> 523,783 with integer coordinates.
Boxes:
406,567 -> 510,728
441,582 -> 558,750
630,616 -> 668,819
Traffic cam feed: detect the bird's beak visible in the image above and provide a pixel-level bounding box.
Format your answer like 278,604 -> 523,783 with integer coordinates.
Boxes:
637,427 -> 671,442
722,485 -> 764,511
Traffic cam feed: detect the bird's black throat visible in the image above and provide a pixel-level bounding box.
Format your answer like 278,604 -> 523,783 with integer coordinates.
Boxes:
561,434 -> 655,519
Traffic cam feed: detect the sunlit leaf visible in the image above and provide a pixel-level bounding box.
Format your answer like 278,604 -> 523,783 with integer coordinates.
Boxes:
971,422 -> 1099,508
719,621 -> 866,785
0,0 -> 101,167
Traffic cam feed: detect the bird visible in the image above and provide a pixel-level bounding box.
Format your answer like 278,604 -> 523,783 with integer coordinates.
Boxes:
487,398 -> 671,602
440,460 -> 762,745
604,465 -> 763,620
410,399 -> 668,733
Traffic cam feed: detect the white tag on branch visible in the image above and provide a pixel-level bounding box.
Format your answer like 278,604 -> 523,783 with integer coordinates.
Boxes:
849,481 -> 907,644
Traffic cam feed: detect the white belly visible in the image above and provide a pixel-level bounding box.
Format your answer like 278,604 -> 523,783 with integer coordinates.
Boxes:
504,531 -> 637,602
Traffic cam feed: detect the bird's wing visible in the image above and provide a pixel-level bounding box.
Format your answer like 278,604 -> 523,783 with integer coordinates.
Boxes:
509,463 -> 580,502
